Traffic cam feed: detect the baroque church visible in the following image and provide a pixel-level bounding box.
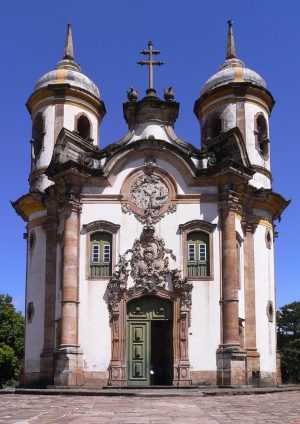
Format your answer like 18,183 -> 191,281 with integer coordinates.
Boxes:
13,22 -> 289,388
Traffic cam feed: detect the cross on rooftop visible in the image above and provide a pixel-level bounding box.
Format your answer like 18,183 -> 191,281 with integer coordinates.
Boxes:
137,41 -> 164,92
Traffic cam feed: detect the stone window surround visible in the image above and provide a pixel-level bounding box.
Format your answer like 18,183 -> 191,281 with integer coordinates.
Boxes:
254,112 -> 269,160
179,220 -> 216,281
265,227 -> 272,249
266,300 -> 274,323
82,220 -> 120,280
74,112 -> 93,141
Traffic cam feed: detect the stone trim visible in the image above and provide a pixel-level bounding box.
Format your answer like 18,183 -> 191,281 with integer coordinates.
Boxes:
179,220 -> 216,281
107,287 -> 192,387
74,112 -> 93,141
254,112 -> 270,160
265,228 -> 272,249
266,300 -> 274,323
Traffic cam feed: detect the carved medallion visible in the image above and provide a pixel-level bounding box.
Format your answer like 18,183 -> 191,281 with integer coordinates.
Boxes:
121,159 -> 177,225
130,174 -> 169,211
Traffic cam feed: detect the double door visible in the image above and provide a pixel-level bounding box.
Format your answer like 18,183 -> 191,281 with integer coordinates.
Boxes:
127,296 -> 173,386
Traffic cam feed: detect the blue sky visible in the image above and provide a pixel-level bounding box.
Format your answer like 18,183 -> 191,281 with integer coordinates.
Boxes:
0,0 -> 299,313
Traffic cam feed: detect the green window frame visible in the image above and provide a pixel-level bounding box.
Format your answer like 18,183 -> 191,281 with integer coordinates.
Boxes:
90,232 -> 112,277
187,231 -> 209,277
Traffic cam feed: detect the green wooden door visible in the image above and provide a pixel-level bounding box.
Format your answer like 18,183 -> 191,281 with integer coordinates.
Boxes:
128,322 -> 150,385
127,296 -> 172,386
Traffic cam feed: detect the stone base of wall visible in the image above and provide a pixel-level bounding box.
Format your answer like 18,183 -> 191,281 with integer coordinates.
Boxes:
21,372 -> 43,387
82,371 -> 108,388
260,371 -> 278,387
190,371 -> 216,386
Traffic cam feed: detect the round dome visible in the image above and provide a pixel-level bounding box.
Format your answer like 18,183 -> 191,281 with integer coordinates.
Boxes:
200,58 -> 266,97
34,59 -> 100,99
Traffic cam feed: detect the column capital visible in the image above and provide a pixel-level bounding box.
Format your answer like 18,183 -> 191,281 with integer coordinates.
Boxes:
241,215 -> 258,234
219,190 -> 241,215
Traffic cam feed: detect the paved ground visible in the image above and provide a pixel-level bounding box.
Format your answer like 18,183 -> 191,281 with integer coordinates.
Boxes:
0,391 -> 300,423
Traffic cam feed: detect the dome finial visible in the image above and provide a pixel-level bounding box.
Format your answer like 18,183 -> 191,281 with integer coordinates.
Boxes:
63,23 -> 74,60
226,19 -> 237,60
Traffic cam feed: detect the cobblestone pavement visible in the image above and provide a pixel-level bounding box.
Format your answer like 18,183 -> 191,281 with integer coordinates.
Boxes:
0,392 -> 300,424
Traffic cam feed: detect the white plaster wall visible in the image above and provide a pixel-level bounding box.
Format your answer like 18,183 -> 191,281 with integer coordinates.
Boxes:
254,225 -> 276,373
25,226 -> 46,373
64,103 -> 99,146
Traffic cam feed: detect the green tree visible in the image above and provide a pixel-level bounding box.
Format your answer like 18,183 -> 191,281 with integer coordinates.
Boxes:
0,294 -> 24,387
277,301 -> 300,383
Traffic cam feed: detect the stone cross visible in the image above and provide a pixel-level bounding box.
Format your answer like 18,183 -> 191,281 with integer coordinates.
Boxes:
137,41 -> 164,90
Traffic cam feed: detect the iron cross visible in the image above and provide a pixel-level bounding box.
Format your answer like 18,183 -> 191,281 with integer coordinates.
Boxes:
137,41 -> 164,90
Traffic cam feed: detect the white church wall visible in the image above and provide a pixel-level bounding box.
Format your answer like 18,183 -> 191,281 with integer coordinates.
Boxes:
25,225 -> 46,373
254,224 -> 276,373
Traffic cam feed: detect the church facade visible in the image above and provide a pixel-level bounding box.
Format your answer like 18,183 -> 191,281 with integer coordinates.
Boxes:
13,23 -> 289,388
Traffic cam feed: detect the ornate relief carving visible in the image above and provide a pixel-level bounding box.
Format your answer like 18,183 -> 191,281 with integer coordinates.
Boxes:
107,224 -> 193,322
121,159 -> 177,225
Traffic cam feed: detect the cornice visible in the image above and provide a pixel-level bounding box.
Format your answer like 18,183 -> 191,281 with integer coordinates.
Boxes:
12,193 -> 45,222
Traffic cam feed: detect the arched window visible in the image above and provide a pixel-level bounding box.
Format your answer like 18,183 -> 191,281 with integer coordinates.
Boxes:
255,114 -> 269,157
90,232 -> 112,277
202,115 -> 222,142
77,115 -> 91,139
187,231 -> 210,277
31,114 -> 45,159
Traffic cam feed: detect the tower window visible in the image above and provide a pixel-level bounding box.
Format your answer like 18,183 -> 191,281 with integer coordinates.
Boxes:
77,115 -> 91,139
202,115 -> 222,142
90,232 -> 112,277
31,114 -> 45,159
255,114 -> 269,157
187,231 -> 209,277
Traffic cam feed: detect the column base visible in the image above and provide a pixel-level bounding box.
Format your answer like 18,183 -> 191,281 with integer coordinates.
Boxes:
54,346 -> 83,387
107,361 -> 127,386
173,360 -> 191,386
217,348 -> 247,387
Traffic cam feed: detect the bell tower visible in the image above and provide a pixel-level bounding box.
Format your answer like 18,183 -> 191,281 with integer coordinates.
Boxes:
194,21 -> 274,189
27,24 -> 106,192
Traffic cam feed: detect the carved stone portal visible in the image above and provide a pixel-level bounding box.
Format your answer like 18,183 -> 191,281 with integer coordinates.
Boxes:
107,224 -> 193,386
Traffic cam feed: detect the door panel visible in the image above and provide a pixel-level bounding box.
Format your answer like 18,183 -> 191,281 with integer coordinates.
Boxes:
128,322 -> 149,385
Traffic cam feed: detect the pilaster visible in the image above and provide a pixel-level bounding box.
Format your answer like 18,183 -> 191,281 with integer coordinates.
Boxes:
217,190 -> 246,387
40,211 -> 58,385
54,192 -> 83,386
242,217 -> 260,385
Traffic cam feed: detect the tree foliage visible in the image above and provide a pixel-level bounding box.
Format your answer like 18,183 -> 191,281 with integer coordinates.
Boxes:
0,294 -> 24,387
277,301 -> 300,383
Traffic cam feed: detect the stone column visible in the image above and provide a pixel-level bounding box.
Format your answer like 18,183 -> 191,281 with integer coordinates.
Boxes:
217,193 -> 246,387
54,196 -> 83,386
40,215 -> 57,385
243,219 -> 260,385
